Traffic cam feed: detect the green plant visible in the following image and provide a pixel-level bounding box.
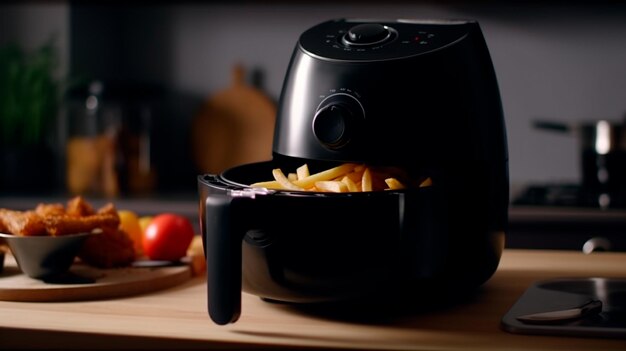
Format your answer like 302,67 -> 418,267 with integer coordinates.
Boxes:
0,40 -> 59,147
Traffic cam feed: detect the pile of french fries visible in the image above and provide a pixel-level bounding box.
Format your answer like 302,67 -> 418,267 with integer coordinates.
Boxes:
250,163 -> 432,193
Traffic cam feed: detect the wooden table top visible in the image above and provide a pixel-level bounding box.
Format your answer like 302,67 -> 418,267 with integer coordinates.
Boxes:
1,249 -> 625,350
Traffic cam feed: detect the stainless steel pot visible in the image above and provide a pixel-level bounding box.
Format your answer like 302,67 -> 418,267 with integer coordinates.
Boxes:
533,116 -> 626,207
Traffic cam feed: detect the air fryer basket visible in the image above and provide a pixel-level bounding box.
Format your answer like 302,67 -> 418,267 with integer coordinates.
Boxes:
199,155 -> 505,323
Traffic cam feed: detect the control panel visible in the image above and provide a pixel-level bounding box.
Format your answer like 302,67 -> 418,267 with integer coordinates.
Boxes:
299,19 -> 471,61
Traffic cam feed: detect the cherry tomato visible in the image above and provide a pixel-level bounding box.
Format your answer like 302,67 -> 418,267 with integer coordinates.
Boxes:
142,213 -> 195,261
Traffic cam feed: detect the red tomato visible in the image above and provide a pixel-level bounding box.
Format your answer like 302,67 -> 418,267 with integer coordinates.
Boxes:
142,213 -> 195,261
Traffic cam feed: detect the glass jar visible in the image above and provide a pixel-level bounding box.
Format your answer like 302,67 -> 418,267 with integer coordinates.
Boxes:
65,81 -> 122,198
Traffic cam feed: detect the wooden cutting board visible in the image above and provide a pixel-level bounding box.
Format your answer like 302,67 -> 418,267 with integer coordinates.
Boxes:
192,64 -> 276,174
0,254 -> 192,302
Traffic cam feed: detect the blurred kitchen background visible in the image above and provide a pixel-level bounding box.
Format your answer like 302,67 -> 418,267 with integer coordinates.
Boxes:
1,1 -> 626,249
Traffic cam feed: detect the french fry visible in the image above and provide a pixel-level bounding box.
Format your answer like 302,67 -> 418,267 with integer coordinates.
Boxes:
361,168 -> 373,192
315,181 -> 348,193
251,163 -> 432,193
250,180 -> 282,189
385,178 -> 406,190
272,168 -> 304,191
296,164 -> 310,179
341,176 -> 359,192
292,163 -> 357,189
419,177 -> 433,187
343,169 -> 364,182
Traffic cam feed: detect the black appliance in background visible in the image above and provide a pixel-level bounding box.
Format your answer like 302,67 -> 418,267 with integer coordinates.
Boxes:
198,19 -> 509,325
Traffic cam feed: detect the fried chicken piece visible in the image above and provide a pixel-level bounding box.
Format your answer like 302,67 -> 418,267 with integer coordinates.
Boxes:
0,209 -> 47,236
66,196 -> 96,217
96,202 -> 118,216
2,197 -> 136,268
0,212 -> 8,233
39,198 -> 120,236
44,212 -> 120,236
77,227 -> 136,268
35,203 -> 66,217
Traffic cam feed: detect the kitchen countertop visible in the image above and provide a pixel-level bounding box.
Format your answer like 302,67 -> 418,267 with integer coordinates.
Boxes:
1,249 -> 625,350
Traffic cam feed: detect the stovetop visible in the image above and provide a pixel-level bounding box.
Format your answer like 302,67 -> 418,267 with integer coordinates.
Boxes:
513,184 -> 626,209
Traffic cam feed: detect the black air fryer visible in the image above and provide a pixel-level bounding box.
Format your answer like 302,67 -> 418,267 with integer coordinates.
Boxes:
198,18 -> 509,325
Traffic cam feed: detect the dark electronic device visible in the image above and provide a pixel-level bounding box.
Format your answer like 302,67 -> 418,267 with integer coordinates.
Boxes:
198,19 -> 509,325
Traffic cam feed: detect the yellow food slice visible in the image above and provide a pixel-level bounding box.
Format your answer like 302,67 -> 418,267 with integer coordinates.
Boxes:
117,210 -> 143,257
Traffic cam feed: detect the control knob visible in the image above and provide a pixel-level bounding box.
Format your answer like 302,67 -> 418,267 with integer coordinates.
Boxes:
342,23 -> 393,46
312,94 -> 364,150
